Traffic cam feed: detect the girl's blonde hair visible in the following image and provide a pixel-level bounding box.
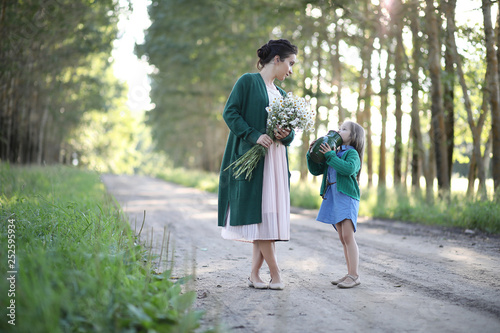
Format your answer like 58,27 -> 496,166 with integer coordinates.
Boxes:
343,120 -> 365,182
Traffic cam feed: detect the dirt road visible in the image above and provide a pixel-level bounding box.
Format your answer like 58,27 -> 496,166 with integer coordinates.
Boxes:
101,174 -> 500,333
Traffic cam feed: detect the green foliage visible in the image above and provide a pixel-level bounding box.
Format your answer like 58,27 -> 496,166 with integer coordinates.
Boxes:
136,0 -> 299,172
67,107 -> 167,175
359,186 -> 500,234
0,164 -> 203,332
1,0 -> 125,164
458,200 -> 500,233
290,180 -> 323,209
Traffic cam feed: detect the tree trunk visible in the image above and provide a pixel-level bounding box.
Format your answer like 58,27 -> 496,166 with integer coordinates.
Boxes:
426,0 -> 450,193
427,121 -> 436,204
485,0 -> 500,196
299,130 -> 310,181
378,51 -> 389,187
356,58 -> 367,125
0,72 -> 10,161
467,150 -> 477,197
480,130 -> 493,195
37,98 -> 50,165
364,69 -> 373,187
444,0 -> 455,186
300,41 -> 313,181
333,10 -> 345,121
362,33 -> 374,186
390,0 -> 404,187
409,2 -> 424,191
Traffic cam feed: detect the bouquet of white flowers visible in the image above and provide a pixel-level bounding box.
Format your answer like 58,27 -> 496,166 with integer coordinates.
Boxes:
226,92 -> 315,180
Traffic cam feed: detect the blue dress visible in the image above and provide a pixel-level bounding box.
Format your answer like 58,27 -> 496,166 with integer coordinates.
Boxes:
316,145 -> 360,232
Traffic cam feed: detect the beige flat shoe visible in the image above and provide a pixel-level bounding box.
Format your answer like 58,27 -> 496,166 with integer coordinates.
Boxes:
269,279 -> 285,290
248,278 -> 268,289
331,275 -> 349,285
337,275 -> 360,289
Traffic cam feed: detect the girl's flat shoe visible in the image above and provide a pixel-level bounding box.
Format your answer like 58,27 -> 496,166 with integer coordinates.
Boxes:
337,275 -> 360,288
248,278 -> 268,289
269,279 -> 285,290
331,275 -> 349,285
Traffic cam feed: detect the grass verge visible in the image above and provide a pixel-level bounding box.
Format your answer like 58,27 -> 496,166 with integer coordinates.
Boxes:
360,186 -> 500,234
0,164 -> 203,333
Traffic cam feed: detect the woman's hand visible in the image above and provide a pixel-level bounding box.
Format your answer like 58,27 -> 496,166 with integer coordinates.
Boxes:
319,142 -> 332,154
274,127 -> 291,141
257,134 -> 273,148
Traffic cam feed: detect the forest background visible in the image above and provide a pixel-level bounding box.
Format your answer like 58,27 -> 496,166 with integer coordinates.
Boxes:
1,0 -> 500,232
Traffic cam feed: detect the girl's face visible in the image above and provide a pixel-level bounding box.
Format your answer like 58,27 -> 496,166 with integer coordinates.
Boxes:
338,123 -> 352,145
275,54 -> 297,81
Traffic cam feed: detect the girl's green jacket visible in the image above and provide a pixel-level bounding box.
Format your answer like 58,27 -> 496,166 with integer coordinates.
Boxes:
306,148 -> 361,200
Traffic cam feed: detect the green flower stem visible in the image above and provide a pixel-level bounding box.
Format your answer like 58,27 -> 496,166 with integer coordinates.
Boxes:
224,144 -> 268,180
225,123 -> 296,181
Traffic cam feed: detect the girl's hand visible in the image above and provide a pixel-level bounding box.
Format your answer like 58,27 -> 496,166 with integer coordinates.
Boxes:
274,127 -> 291,141
257,134 -> 273,148
319,142 -> 332,154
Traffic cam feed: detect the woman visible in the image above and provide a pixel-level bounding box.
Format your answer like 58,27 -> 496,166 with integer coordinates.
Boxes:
218,39 -> 298,290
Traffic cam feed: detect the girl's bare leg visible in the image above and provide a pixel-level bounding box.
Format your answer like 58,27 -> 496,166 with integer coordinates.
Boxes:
255,240 -> 281,283
336,223 -> 350,274
251,242 -> 265,283
338,219 -> 359,277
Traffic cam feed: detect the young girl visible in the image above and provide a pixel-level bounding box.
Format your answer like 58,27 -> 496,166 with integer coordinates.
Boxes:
306,120 -> 365,288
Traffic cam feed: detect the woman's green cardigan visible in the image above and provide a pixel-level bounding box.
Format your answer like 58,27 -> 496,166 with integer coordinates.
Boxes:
306,148 -> 361,200
218,73 -> 294,227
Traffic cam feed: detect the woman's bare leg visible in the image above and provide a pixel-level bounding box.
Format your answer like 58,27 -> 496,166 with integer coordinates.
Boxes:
255,240 -> 281,283
251,242 -> 265,283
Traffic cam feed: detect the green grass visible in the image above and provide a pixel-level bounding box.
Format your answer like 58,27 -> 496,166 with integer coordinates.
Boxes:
0,164 -> 204,333
154,167 -> 500,234
157,167 -> 220,193
360,186 -> 500,234
290,181 -> 323,209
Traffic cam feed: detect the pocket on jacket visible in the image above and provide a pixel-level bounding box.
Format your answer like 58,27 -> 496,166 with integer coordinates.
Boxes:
237,141 -> 253,156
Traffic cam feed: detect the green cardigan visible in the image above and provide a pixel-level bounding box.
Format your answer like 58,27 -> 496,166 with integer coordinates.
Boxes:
218,73 -> 295,227
306,148 -> 361,200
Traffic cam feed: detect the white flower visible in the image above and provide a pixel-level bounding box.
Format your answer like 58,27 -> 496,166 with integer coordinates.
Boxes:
265,92 -> 315,136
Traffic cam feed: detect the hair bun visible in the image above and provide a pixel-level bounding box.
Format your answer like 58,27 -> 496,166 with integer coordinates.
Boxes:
256,39 -> 297,70
257,43 -> 271,60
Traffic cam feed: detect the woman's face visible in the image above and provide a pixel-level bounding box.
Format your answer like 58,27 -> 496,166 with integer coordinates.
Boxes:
338,122 -> 352,145
275,54 -> 297,81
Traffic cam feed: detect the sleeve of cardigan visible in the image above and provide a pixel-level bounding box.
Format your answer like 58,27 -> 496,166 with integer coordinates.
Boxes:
222,74 -> 262,145
306,151 -> 326,176
324,149 -> 360,176
280,129 -> 295,146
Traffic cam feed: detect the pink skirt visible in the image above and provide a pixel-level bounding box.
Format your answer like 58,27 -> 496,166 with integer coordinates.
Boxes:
221,142 -> 290,242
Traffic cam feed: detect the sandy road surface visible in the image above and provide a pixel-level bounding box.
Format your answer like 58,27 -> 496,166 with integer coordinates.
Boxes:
101,174 -> 500,333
